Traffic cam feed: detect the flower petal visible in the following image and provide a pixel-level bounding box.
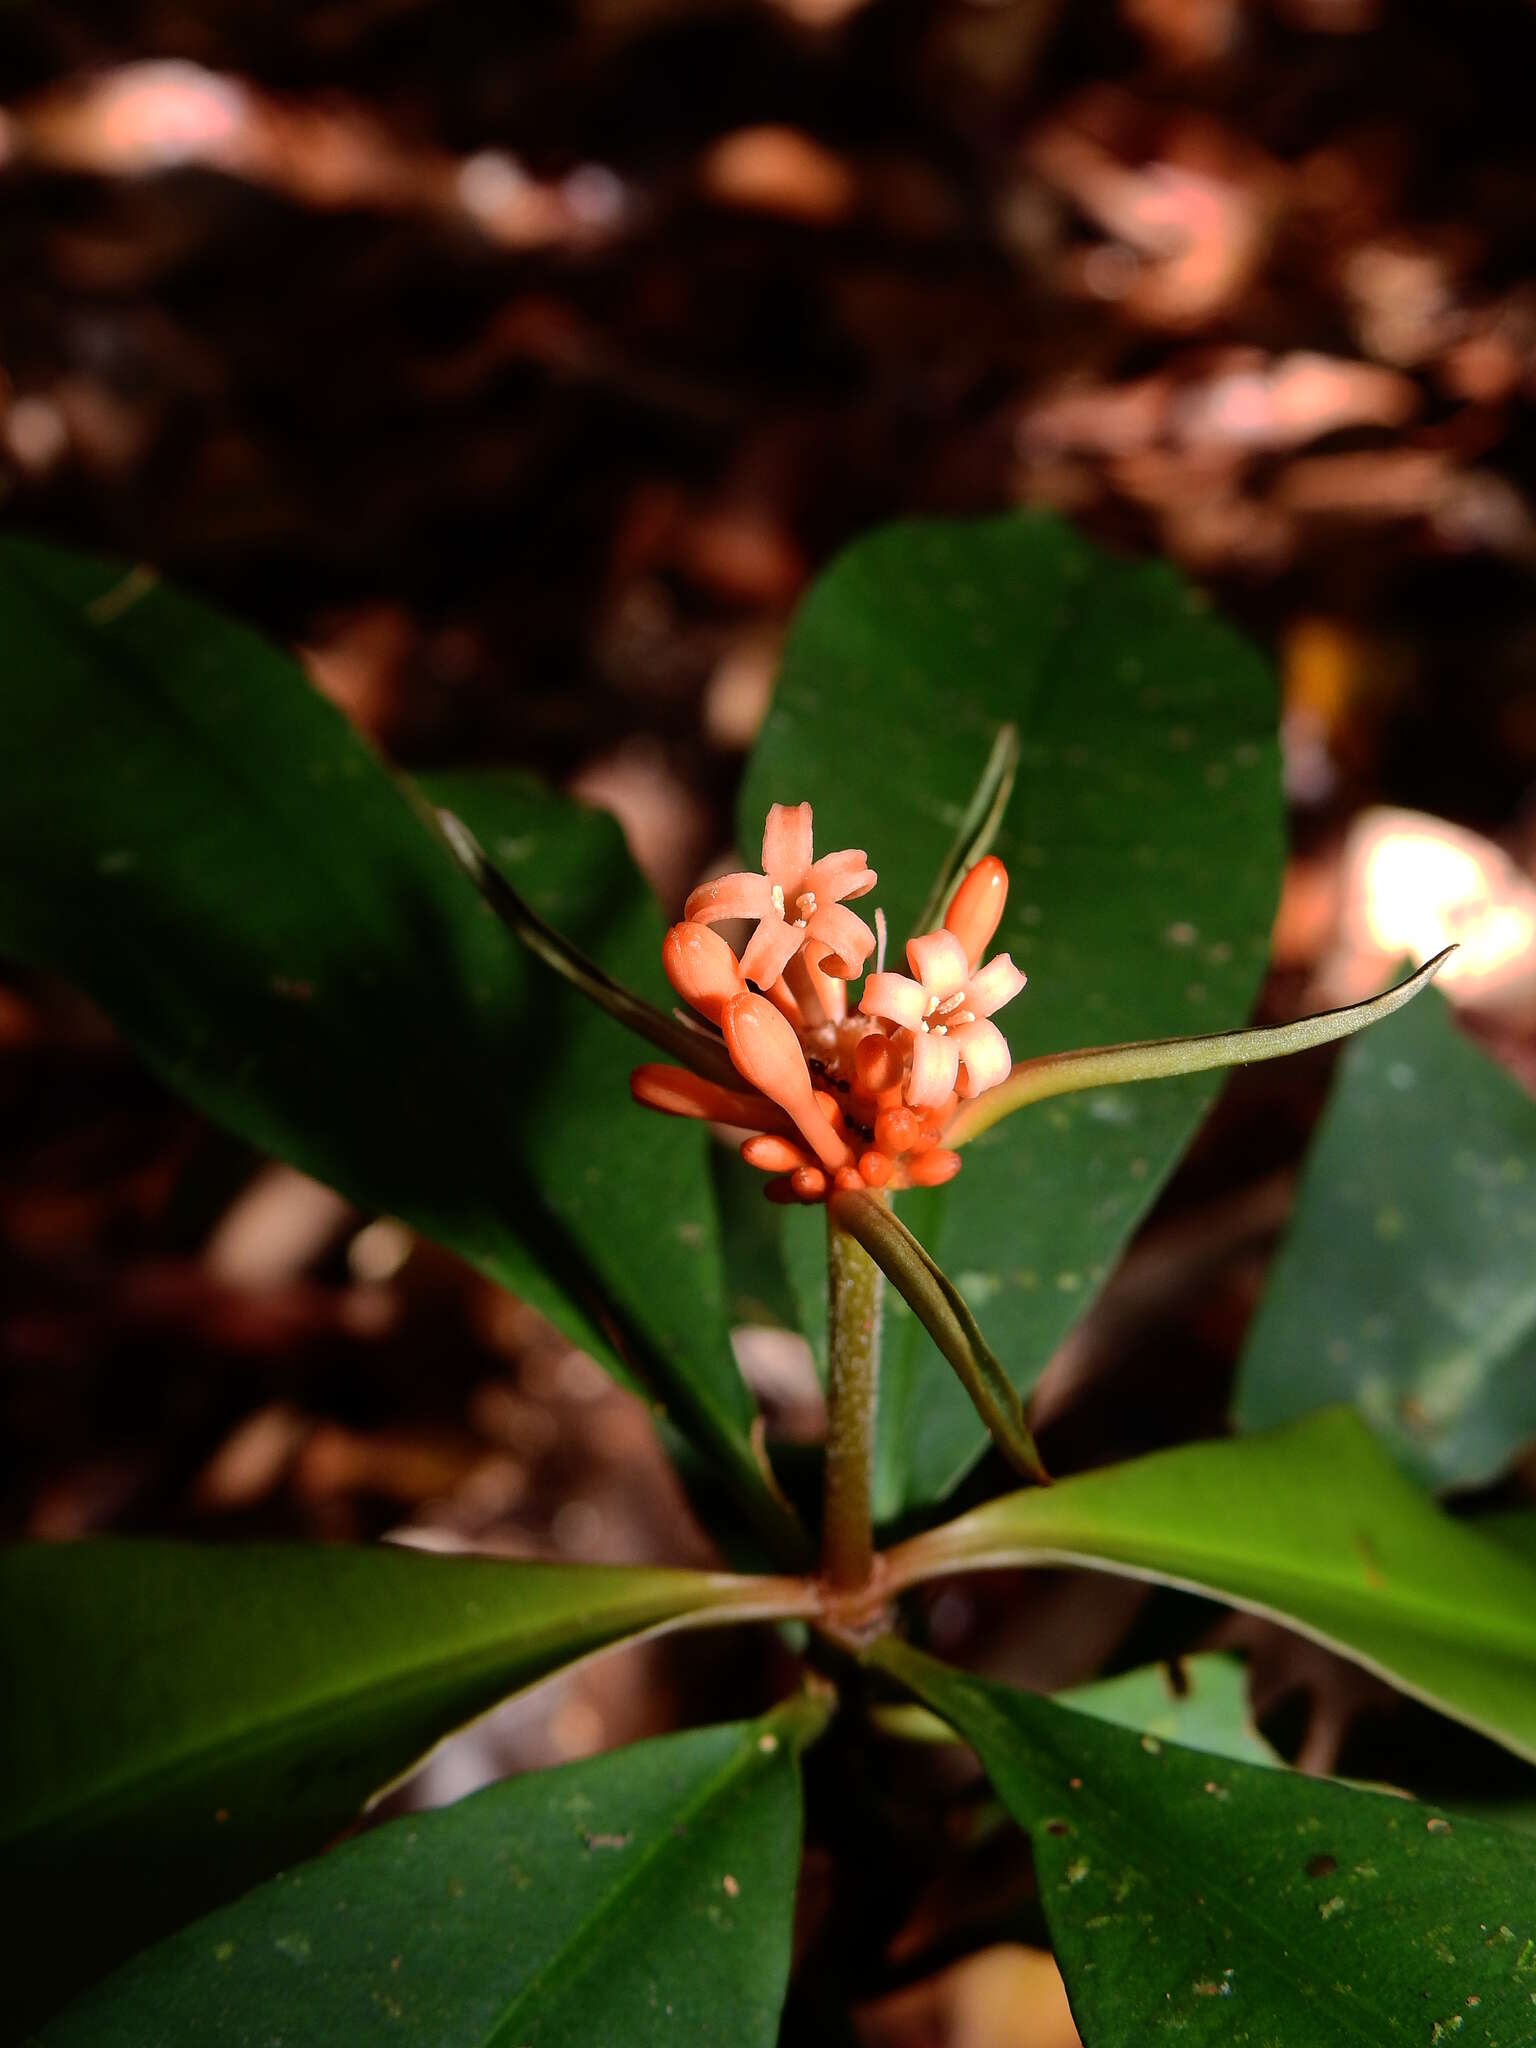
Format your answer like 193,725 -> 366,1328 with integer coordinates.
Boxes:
740,913 -> 805,989
952,1017 -> 1012,1097
967,952 -> 1027,1019
907,1028 -> 960,1109
805,901 -> 876,977
761,802 -> 814,887
802,949 -> 848,1024
906,929 -> 969,1000
806,848 -> 876,904
684,871 -> 776,926
859,972 -> 928,1032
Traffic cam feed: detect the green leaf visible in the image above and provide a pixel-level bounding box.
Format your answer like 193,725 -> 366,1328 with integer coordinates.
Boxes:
39,1698 -> 826,2048
871,1655 -> 1280,1768
875,1642 -> 1536,2048
881,1409 -> 1536,1763
0,540 -> 794,1550
1477,1511 -> 1536,1572
1233,984 -> 1536,1490
1061,1656 -> 1280,1768
0,1539 -> 812,2031
740,514 -> 1283,1521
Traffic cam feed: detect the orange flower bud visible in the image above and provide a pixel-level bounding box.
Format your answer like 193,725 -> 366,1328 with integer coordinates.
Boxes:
906,1147 -> 962,1188
721,993 -> 852,1170
663,921 -> 746,1025
944,855 -> 1009,967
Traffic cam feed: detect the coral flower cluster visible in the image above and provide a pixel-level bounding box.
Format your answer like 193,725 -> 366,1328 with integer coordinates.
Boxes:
632,803 -> 1026,1203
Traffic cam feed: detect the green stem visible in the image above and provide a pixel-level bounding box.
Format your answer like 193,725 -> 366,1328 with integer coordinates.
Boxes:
823,1199 -> 886,1590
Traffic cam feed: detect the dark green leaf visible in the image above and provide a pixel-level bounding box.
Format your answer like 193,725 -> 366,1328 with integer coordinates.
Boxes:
1477,1511 -> 1536,1571
1,1540 -> 811,2031
0,541 -> 794,1550
39,1698 -> 826,2048
1234,984 -> 1536,1490
1061,1655 -> 1280,1768
741,514 -> 1283,1519
876,1642 -> 1536,2048
882,1409 -> 1536,1762
871,1655 -> 1280,1768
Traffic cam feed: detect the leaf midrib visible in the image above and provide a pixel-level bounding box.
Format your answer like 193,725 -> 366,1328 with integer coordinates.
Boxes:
482,1733 -> 780,2046
4,1595 -> 712,1852
956,1686 -> 1433,2048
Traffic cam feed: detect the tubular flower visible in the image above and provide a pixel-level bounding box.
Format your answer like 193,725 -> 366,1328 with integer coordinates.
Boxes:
859,930 -> 1026,1110
684,801 -> 877,989
632,804 -> 1028,1203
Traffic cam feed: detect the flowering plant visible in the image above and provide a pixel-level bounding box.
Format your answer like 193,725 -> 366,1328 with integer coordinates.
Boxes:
3,516 -> 1535,2048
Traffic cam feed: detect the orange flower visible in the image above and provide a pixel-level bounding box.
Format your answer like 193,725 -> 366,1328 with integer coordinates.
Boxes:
684,801 -> 877,988
859,930 -> 1026,1110
638,809 -> 1022,1204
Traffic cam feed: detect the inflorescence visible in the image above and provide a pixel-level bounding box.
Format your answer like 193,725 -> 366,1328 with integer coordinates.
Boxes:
632,803 -> 1025,1203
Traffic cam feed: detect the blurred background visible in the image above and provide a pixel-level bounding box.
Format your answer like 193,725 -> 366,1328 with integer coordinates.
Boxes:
3,4 -> 1536,2040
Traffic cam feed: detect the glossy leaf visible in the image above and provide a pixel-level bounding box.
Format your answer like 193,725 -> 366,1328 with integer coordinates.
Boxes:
872,1655 -> 1280,1768
1234,984 -> 1536,1490
882,1409 -> 1536,1762
0,1539 -> 812,2030
40,1698 -> 826,2048
1062,1655 -> 1280,1768
876,1642 -> 1536,2048
0,540 -> 793,1550
741,514 -> 1283,1519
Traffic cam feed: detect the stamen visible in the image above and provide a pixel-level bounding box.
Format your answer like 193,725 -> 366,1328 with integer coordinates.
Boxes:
771,882 -> 786,917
